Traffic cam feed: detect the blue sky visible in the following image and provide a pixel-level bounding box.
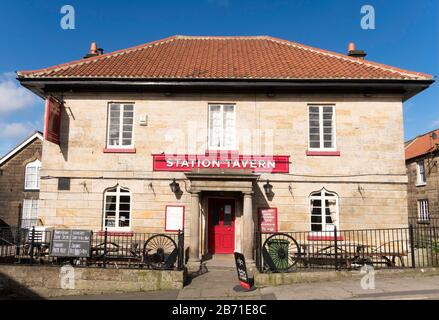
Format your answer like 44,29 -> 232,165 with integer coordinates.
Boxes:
0,0 -> 437,156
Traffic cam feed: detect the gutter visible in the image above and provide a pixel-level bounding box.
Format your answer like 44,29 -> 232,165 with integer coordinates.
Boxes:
17,78 -> 434,102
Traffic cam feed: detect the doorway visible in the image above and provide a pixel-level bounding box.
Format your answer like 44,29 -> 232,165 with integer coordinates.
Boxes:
208,198 -> 235,254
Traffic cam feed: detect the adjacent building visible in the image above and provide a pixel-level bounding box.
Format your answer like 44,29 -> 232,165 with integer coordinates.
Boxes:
405,129 -> 439,223
17,36 -> 433,268
0,132 -> 43,228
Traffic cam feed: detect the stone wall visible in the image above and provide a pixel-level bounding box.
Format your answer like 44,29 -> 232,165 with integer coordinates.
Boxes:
0,138 -> 42,227
0,265 -> 185,298
37,92 -> 408,237
406,153 -> 439,220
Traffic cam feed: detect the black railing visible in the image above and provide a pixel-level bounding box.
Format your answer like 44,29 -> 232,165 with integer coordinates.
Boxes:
255,225 -> 439,273
0,227 -> 185,271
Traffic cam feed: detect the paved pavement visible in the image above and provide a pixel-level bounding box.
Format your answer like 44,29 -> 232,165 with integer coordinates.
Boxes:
260,274 -> 439,300
53,269 -> 439,300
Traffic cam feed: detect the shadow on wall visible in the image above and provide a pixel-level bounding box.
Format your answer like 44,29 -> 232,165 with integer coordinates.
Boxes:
0,219 -> 9,228
253,182 -> 272,213
60,105 -> 71,162
0,272 -> 45,300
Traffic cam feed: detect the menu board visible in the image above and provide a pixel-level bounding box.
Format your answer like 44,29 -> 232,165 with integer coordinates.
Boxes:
165,205 -> 185,232
258,208 -> 278,233
234,252 -> 252,289
50,229 -> 92,257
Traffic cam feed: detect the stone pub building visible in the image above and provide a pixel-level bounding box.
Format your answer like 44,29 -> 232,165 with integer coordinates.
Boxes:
17,36 -> 433,269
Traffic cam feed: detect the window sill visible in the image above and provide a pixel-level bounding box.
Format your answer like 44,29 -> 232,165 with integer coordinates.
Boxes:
416,220 -> 431,225
416,183 -> 427,187
103,148 -> 136,154
306,150 -> 341,156
205,149 -> 239,156
307,234 -> 344,241
97,230 -> 134,237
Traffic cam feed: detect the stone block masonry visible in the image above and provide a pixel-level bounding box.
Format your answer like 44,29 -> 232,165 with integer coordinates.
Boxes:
0,265 -> 185,298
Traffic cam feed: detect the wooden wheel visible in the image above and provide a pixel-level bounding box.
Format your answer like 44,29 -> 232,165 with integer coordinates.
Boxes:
143,234 -> 177,269
262,233 -> 301,272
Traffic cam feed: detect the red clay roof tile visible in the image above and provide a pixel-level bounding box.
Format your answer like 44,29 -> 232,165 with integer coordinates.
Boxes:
405,129 -> 439,160
17,35 -> 433,81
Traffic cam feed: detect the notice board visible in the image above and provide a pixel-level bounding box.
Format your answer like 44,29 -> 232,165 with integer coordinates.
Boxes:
258,208 -> 278,233
165,205 -> 185,232
50,229 -> 92,257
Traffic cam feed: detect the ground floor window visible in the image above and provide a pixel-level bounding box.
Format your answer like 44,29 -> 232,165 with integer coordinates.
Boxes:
310,188 -> 339,232
417,199 -> 430,222
22,199 -> 38,228
103,185 -> 131,230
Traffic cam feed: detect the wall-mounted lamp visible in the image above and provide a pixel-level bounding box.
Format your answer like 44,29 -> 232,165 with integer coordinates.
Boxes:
169,178 -> 180,193
263,180 -> 273,196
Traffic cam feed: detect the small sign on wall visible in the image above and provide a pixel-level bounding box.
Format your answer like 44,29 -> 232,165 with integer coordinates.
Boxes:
165,205 -> 185,232
258,208 -> 278,233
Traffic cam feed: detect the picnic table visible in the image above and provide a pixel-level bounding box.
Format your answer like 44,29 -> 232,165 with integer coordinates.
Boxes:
299,242 -> 408,269
87,242 -> 143,267
350,243 -> 408,267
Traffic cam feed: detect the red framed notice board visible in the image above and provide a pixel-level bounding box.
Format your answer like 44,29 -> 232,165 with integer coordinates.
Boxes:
258,208 -> 278,233
165,205 -> 185,232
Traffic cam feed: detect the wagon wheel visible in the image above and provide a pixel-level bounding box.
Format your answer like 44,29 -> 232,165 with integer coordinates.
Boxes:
262,233 -> 301,272
143,234 -> 177,269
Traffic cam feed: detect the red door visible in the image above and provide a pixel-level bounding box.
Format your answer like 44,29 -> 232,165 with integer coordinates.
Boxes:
208,198 -> 235,254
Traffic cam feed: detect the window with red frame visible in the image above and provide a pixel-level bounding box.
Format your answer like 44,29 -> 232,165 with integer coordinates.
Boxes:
107,103 -> 134,149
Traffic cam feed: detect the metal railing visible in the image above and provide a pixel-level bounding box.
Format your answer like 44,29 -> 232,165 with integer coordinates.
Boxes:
0,227 -> 185,270
255,225 -> 439,273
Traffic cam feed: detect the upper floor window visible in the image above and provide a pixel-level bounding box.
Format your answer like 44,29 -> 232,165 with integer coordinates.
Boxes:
416,160 -> 426,186
24,159 -> 41,190
417,199 -> 430,222
208,104 -> 236,150
103,185 -> 131,230
107,103 -> 134,148
310,188 -> 339,232
308,105 -> 336,151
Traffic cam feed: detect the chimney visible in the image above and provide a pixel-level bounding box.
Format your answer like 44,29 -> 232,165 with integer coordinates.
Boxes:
83,42 -> 104,59
347,42 -> 367,59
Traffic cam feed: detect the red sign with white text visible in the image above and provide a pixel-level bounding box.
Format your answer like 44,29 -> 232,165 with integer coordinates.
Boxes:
153,154 -> 290,173
44,97 -> 61,145
258,208 -> 278,233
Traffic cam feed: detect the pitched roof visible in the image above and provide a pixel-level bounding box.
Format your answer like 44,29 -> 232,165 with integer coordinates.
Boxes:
405,129 -> 439,161
0,131 -> 43,166
17,35 -> 433,81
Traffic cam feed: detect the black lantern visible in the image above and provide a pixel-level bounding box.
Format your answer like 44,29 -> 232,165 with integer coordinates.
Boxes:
169,178 -> 180,193
263,180 -> 273,196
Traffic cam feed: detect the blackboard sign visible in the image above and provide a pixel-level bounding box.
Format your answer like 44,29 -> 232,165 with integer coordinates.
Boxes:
234,252 -> 252,290
50,229 -> 92,257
